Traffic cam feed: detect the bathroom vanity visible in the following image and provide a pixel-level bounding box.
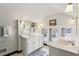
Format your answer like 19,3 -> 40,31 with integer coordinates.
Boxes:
48,40 -> 79,56
47,26 -> 79,55
18,20 -> 44,55
21,34 -> 43,55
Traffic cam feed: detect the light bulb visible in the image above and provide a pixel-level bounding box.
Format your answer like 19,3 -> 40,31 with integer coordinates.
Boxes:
70,19 -> 74,23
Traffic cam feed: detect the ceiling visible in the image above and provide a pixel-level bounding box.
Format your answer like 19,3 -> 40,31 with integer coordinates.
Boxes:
0,3 -> 77,21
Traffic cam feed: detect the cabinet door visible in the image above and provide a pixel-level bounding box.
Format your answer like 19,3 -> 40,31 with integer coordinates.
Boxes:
34,37 -> 40,50
34,36 -> 43,50
26,36 -> 43,55
27,38 -> 34,54
39,36 -> 43,47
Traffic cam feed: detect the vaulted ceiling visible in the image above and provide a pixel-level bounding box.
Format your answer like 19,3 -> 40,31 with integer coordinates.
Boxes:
0,3 -> 78,21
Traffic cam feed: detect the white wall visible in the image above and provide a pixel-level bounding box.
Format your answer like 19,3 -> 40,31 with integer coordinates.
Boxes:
0,20 -> 18,55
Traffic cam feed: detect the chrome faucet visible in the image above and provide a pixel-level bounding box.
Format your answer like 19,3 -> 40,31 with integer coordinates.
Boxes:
68,41 -> 74,46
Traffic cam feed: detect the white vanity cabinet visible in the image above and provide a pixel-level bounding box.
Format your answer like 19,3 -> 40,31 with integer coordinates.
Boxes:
18,20 -> 43,55
21,36 -> 34,55
34,36 -> 43,50
26,37 -> 34,55
21,35 -> 43,55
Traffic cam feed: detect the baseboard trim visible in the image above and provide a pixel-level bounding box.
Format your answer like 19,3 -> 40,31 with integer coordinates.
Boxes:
4,50 -> 22,56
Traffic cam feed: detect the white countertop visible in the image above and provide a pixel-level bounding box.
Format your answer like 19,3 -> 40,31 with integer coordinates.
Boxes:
47,41 -> 79,54
20,33 -> 42,39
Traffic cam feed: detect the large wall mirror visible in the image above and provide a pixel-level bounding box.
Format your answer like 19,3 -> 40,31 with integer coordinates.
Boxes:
49,28 -> 60,41
61,28 -> 72,37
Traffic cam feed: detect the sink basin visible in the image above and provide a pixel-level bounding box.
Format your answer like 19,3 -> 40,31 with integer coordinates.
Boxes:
57,39 -> 74,46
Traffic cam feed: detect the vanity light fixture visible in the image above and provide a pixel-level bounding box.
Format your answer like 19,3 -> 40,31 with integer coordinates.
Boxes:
65,3 -> 73,13
38,23 -> 44,28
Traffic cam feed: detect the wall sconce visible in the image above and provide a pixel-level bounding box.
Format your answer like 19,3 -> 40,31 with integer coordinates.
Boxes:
38,23 -> 44,28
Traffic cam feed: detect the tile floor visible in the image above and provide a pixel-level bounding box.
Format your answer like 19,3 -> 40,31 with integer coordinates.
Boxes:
10,45 -> 49,56
10,53 -> 23,56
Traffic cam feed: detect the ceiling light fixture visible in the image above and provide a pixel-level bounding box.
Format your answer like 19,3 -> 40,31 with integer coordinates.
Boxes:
65,3 -> 73,13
